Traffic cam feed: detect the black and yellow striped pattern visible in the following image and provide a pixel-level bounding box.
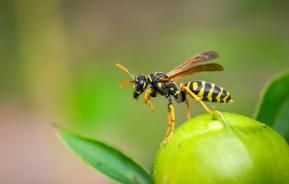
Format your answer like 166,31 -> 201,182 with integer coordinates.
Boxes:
185,80 -> 233,103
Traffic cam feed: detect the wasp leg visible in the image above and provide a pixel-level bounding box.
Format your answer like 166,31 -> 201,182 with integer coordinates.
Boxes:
162,98 -> 175,144
181,84 -> 212,114
185,97 -> 191,120
144,88 -> 154,112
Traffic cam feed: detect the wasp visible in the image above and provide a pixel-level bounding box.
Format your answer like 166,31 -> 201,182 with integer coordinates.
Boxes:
116,51 -> 233,144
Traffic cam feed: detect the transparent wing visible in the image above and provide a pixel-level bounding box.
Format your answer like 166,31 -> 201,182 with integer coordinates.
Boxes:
162,51 -> 220,81
166,63 -> 223,80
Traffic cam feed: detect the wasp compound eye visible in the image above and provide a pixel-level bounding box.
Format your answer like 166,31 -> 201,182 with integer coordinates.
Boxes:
134,74 -> 147,92
134,82 -> 144,93
136,75 -> 146,82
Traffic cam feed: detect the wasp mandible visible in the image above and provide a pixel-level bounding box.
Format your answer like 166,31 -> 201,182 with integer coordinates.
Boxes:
116,51 -> 233,144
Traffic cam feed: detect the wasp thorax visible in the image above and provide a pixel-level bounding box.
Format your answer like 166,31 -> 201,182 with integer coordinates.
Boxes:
133,74 -> 147,99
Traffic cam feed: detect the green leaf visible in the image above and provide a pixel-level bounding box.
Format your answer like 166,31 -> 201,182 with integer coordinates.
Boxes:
55,125 -> 151,184
255,71 -> 289,142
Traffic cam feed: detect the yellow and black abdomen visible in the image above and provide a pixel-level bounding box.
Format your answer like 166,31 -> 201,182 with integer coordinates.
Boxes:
185,80 -> 233,103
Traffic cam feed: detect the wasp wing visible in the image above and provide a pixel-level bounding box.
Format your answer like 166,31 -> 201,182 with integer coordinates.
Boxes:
161,51 -> 220,81
168,51 -> 219,77
166,63 -> 224,80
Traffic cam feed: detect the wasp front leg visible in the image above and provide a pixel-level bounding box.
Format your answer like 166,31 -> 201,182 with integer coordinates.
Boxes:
162,96 -> 175,144
144,88 -> 154,112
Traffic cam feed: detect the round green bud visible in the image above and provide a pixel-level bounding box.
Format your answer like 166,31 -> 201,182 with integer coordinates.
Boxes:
152,112 -> 289,184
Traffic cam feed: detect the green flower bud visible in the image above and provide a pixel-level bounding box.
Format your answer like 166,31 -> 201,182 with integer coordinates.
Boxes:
152,112 -> 289,184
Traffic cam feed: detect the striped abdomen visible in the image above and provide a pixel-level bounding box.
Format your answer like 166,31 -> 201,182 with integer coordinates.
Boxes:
185,80 -> 233,103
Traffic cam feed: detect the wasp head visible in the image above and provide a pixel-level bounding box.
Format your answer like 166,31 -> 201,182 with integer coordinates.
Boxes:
115,64 -> 148,99
133,74 -> 147,99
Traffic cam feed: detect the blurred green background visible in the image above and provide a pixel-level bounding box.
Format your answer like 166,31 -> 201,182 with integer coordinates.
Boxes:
1,0 -> 289,183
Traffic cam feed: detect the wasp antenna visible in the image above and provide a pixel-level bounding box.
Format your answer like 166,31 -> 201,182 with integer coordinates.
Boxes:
119,80 -> 130,87
119,80 -> 135,87
115,64 -> 129,73
115,64 -> 135,79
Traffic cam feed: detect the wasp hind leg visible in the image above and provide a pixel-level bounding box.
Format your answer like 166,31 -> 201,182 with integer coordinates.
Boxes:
144,88 -> 154,112
162,96 -> 175,144
180,83 -> 212,114
185,97 -> 191,120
